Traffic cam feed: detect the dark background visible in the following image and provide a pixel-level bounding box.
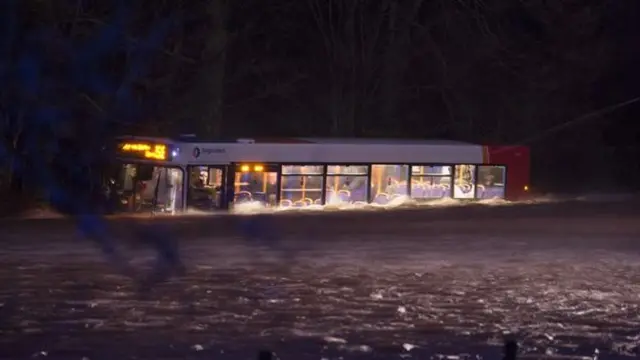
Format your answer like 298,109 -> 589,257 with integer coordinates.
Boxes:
1,0 -> 639,198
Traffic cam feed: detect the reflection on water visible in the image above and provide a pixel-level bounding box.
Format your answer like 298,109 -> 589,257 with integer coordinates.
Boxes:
1,238 -> 639,359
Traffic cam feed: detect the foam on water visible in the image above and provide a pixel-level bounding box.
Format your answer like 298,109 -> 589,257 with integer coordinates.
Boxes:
11,192 -> 637,220
206,191 -> 640,215
229,195 -> 547,215
3,236 -> 640,360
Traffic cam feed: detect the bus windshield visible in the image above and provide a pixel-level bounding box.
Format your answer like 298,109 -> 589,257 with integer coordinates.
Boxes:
104,162 -> 184,213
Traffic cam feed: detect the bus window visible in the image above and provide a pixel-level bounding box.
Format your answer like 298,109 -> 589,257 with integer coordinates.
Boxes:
370,165 -> 409,204
108,163 -> 183,213
477,165 -> 506,199
280,165 -> 324,207
137,164 -> 154,181
325,165 -> 369,204
234,169 -> 278,207
120,164 -> 136,191
453,164 -> 476,199
410,165 -> 452,199
187,166 -> 225,211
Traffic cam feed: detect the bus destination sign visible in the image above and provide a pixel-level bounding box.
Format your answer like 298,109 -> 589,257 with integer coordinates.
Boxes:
118,142 -> 168,160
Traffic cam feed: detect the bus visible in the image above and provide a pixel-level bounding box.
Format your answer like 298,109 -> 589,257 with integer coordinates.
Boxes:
107,136 -> 530,213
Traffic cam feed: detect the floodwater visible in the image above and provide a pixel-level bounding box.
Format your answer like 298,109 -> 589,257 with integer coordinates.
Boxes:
1,199 -> 639,360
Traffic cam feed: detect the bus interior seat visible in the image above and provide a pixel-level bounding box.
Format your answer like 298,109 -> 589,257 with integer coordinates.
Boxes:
279,199 -> 293,207
234,191 -> 253,203
374,193 -> 389,204
337,190 -> 351,202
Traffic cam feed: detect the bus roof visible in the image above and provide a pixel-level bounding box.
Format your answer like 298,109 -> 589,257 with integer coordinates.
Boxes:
172,136 -> 478,146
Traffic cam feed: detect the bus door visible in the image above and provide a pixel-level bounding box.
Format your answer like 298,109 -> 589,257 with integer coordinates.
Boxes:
207,165 -> 225,209
188,165 -> 227,211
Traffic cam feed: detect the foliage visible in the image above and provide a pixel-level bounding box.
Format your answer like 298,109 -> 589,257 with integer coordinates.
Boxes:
0,0 -> 637,193
0,0 -> 172,196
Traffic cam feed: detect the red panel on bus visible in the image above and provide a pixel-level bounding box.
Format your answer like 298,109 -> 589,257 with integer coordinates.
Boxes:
486,146 -> 530,200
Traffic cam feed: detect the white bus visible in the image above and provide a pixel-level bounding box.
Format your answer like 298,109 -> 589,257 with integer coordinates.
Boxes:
108,136 -> 530,213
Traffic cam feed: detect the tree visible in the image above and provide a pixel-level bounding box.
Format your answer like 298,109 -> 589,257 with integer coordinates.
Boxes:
0,0 -> 173,195
188,0 -> 228,138
306,0 -> 425,136
223,0 -> 312,136
400,0 -> 613,142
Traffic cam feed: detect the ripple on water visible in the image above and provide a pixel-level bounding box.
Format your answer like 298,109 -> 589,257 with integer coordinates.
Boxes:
1,244 -> 640,359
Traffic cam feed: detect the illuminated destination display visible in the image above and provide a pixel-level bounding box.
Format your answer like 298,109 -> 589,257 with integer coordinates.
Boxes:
118,142 -> 168,160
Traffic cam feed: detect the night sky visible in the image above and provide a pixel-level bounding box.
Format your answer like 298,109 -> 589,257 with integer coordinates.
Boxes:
1,0 -> 639,193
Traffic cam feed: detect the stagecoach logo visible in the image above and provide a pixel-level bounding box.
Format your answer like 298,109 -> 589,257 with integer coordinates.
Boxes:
192,147 -> 226,158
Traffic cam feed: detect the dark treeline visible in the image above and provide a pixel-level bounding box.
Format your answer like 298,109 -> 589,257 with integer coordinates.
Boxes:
1,0 -> 639,199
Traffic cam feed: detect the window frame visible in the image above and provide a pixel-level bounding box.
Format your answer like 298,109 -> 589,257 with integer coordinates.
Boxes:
266,162 -> 508,206
476,164 -> 507,199
324,164 -> 371,204
111,161 -> 186,212
186,164 -> 226,210
369,164 -> 411,202
409,165 -> 454,199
